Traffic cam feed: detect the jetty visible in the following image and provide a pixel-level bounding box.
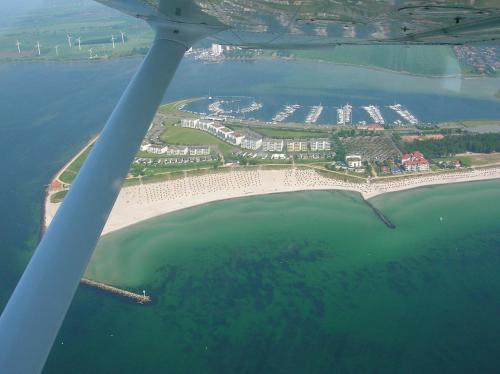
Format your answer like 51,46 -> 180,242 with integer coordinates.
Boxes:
305,105 -> 323,124
80,278 -> 152,304
362,105 -> 385,125
363,200 -> 396,229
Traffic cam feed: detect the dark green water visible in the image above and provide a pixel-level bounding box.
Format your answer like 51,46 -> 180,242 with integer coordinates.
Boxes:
0,58 -> 499,373
44,182 -> 500,373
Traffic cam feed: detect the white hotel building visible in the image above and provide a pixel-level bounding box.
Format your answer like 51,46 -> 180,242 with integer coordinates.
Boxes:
262,139 -> 284,152
140,143 -> 210,156
241,136 -> 263,150
309,138 -> 331,151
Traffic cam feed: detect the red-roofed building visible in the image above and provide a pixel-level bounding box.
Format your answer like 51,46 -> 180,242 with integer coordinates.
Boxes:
49,180 -> 63,191
401,151 -> 430,172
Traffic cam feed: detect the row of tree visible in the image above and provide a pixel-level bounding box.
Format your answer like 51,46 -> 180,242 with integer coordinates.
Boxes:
396,133 -> 500,158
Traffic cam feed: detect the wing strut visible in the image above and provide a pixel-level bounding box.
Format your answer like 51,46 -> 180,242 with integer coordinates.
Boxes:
0,36 -> 187,373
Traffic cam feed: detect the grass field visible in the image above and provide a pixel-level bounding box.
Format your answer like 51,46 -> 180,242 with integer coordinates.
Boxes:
435,153 -> 500,167
459,120 -> 500,128
130,161 -> 219,177
49,190 -> 68,203
158,99 -> 201,118
244,126 -> 331,139
58,120 -> 233,186
59,145 -> 94,184
159,124 -> 234,155
290,45 -> 461,76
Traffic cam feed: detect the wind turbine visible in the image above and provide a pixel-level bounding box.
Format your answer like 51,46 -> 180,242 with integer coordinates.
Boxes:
16,40 -> 21,54
120,31 -> 125,44
67,34 -> 72,48
55,45 -> 59,56
76,37 -> 81,50
35,41 -> 41,56
111,34 -> 115,49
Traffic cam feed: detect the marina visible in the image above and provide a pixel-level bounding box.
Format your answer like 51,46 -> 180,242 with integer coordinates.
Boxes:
389,103 -> 418,124
208,98 -> 262,116
190,98 -> 414,126
239,100 -> 263,114
362,105 -> 385,125
305,105 -> 323,124
272,104 -> 301,122
336,103 -> 353,125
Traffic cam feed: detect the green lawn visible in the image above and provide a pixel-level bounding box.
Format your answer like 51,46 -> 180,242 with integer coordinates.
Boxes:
58,114 -> 233,186
159,124 -> 234,155
245,126 -> 331,139
50,190 -> 68,203
434,153 -> 500,167
290,45 -> 461,76
459,120 -> 500,128
59,145 -> 94,184
157,99 -> 200,118
130,162 -> 219,177
160,125 -> 218,144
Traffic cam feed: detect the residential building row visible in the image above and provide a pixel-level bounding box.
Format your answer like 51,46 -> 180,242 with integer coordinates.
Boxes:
181,118 -> 263,150
180,118 -> 332,152
140,143 -> 211,156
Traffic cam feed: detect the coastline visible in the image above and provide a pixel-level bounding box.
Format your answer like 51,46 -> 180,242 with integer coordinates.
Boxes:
54,136 -> 97,184
44,166 -> 500,237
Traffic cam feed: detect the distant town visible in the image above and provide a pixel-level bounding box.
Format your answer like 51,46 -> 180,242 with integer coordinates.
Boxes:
186,43 -> 499,77
453,46 -> 500,76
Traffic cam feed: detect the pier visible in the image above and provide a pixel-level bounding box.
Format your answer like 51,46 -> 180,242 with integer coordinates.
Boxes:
80,278 -> 152,304
305,105 -> 323,124
362,105 -> 385,125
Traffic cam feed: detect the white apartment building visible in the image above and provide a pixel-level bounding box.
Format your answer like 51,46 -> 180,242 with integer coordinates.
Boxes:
188,146 -> 210,156
180,118 -> 199,128
346,155 -> 362,168
217,127 -> 234,140
309,138 -> 331,151
286,139 -> 308,152
227,132 -> 245,145
241,136 -> 263,150
262,138 -> 284,152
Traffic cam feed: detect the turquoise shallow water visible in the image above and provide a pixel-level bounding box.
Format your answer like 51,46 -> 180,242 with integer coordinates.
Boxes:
44,180 -> 500,373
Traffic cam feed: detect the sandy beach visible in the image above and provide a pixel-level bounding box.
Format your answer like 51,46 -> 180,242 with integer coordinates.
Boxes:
45,167 -> 500,236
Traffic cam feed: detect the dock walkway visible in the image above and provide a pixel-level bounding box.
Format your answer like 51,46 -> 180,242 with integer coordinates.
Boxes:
80,278 -> 151,304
